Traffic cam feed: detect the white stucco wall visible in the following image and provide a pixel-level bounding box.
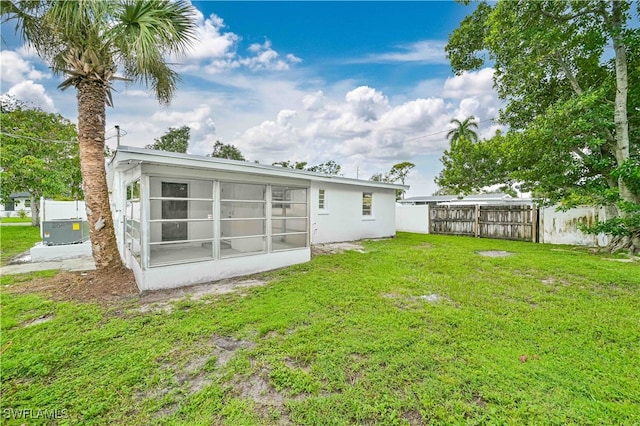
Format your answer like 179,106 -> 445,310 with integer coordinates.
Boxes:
396,204 -> 430,234
310,182 -> 397,244
130,248 -> 310,291
540,206 -> 610,247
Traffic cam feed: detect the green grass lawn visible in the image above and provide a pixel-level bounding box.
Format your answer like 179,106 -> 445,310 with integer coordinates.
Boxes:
0,225 -> 41,265
1,233 -> 638,425
0,217 -> 32,223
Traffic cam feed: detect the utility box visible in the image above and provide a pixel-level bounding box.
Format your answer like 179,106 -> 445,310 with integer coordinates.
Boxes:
42,219 -> 90,246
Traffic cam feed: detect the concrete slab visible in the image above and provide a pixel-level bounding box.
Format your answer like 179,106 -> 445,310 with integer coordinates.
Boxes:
30,241 -> 92,262
1,256 -> 95,275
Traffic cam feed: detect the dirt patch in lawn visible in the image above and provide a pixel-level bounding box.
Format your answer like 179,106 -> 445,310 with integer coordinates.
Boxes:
7,268 -> 267,308
139,278 -> 266,309
211,336 -> 256,368
6,268 -> 138,305
477,250 -> 514,258
312,242 -> 366,255
21,314 -> 55,328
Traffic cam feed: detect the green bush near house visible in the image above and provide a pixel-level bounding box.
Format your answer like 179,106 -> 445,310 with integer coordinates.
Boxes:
0,233 -> 638,425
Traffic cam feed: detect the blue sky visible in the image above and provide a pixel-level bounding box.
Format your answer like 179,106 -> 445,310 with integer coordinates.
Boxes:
0,1 -> 502,196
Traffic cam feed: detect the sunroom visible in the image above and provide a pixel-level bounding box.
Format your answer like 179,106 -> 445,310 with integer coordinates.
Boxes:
110,148 -> 312,291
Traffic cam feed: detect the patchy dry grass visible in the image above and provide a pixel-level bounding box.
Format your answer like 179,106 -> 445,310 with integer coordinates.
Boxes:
1,233 -> 638,424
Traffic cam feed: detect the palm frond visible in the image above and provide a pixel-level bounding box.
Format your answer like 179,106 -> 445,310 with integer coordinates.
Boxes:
5,0 -> 196,107
110,0 -> 196,103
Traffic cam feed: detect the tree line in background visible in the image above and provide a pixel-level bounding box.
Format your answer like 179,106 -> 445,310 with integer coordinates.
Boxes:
437,0 -> 639,252
144,127 -> 348,175
370,162 -> 415,200
143,129 -> 416,201
144,126 -> 247,160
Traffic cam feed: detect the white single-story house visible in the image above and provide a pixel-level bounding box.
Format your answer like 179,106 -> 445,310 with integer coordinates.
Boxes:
0,192 -> 32,217
107,147 -> 407,291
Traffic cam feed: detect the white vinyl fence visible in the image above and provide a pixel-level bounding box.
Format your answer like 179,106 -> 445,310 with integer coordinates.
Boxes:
40,198 -> 87,222
396,205 -> 430,234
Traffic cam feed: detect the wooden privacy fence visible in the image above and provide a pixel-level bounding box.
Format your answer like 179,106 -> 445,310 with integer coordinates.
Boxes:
429,204 -> 538,242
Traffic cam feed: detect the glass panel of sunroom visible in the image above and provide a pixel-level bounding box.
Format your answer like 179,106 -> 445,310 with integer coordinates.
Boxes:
272,218 -> 307,234
271,202 -> 307,218
220,220 -> 266,238
150,200 -> 213,220
220,182 -> 265,200
272,187 -> 307,203
220,201 -> 265,219
150,221 -> 214,243
272,234 -> 307,251
150,241 -> 214,266
149,177 -> 213,198
220,237 -> 266,257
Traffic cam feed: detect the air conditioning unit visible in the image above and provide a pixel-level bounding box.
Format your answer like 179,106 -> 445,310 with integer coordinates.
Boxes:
42,219 -> 90,246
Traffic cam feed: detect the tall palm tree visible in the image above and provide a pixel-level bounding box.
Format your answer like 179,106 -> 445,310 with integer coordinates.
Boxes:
447,115 -> 479,144
2,0 -> 197,272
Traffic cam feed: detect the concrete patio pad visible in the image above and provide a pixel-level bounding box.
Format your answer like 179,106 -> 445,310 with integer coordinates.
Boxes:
1,256 -> 95,275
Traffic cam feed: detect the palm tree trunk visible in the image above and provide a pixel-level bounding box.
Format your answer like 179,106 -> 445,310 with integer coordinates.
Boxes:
77,80 -> 122,270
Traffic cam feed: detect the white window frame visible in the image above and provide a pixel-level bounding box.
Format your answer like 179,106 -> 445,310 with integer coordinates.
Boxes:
362,192 -> 373,217
318,188 -> 327,213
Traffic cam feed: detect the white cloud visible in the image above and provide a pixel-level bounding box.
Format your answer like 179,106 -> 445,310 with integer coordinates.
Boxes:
302,90 -> 325,111
5,81 -> 55,112
188,12 -> 239,60
378,98 -> 446,132
439,68 -> 506,140
0,50 -> 47,84
349,40 -> 448,64
276,110 -> 297,127
228,83 -> 494,165
100,66 -> 503,196
97,75 -> 503,197
151,103 -> 212,125
239,40 -> 302,71
177,12 -> 301,74
442,68 -> 495,99
345,86 -> 389,121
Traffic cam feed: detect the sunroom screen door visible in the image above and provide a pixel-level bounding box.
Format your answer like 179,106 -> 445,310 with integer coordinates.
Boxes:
161,182 -> 188,241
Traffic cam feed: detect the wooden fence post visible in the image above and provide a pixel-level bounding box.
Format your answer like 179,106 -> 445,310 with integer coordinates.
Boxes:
474,204 -> 480,238
531,204 -> 538,243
